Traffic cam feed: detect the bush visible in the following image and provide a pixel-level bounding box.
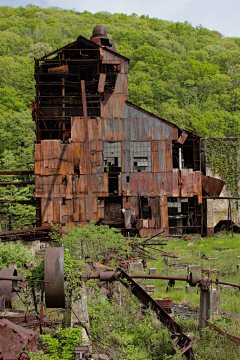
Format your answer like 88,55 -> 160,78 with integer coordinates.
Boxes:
0,241 -> 34,268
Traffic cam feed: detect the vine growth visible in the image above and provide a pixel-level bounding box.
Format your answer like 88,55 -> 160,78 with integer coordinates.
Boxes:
206,138 -> 240,196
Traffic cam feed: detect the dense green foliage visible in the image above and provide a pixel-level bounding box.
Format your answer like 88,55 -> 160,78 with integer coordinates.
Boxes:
1,5 -> 240,227
0,240 -> 33,267
58,222 -> 129,263
28,327 -> 83,360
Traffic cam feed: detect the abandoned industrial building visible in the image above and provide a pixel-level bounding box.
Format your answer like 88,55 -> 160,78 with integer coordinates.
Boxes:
30,24 -> 225,237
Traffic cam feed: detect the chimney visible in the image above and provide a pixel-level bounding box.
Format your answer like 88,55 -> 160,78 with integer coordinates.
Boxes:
90,25 -> 117,52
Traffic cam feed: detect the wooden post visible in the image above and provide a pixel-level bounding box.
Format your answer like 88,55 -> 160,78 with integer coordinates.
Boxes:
81,80 -> 94,221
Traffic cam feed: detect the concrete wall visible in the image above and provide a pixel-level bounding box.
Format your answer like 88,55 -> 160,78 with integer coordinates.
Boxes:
206,140 -> 240,233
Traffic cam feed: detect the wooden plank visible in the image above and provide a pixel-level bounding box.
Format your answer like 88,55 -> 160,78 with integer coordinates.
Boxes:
98,73 -> 106,93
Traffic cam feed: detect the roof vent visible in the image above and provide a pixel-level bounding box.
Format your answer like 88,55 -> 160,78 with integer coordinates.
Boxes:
90,25 -> 117,52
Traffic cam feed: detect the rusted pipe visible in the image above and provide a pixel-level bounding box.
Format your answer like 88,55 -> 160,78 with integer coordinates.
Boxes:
129,274 -> 188,281
212,279 -> 240,289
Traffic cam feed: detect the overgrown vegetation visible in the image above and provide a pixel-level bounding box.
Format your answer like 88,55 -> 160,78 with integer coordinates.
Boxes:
0,241 -> 33,268
205,138 -> 240,195
1,226 -> 240,359
57,222 -> 130,263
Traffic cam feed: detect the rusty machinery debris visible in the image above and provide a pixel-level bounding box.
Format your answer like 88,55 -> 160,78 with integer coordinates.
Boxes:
0,248 -> 240,359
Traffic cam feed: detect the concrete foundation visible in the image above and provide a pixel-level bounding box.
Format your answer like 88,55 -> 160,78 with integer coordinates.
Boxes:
128,261 -> 144,273
71,283 -> 89,343
199,289 -> 221,328
188,265 -> 201,275
30,240 -> 41,255
149,268 -> 157,275
145,285 -> 155,296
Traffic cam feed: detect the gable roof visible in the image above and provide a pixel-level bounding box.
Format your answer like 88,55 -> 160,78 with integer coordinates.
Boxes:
38,35 -> 130,62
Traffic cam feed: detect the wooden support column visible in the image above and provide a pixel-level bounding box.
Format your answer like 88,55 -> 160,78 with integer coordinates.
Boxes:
81,80 -> 94,221
61,51 -> 65,140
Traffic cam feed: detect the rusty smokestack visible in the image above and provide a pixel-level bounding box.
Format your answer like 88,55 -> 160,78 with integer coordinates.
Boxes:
90,25 -> 117,52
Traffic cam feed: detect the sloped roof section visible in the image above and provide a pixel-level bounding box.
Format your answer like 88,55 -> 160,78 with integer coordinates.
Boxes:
125,100 -> 200,139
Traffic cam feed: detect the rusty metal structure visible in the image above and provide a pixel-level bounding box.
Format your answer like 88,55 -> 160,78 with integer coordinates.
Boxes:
31,24 -> 226,237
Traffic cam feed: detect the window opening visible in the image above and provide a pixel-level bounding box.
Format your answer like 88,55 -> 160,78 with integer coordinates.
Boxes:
104,142 -> 121,196
74,165 -> 80,175
104,142 -> 121,173
140,197 -> 151,219
130,142 -> 151,172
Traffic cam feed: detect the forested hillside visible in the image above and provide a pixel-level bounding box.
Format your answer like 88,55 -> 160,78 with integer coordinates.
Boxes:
1,5 -> 240,229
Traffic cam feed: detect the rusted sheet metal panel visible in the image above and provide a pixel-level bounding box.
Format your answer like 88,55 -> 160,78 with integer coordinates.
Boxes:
202,174 -> 224,197
126,104 -> 178,141
71,117 -> 85,142
124,209 -> 132,229
78,143 -> 86,174
34,143 -> 41,162
67,199 -> 74,222
122,150 -> 131,172
92,173 -> 108,196
41,198 -> 53,224
115,117 -> 125,141
153,173 -> 164,196
88,118 -> 98,141
149,197 -> 160,216
73,198 -> 79,222
122,173 -> 156,197
122,141 -> 131,172
76,175 -> 87,196
0,319 -> 39,359
100,48 -> 128,74
180,170 -> 202,201
181,169 -> 194,197
75,175 -> 87,196
93,197 -> 98,221
35,160 -> 42,174
53,198 -> 60,224
148,217 -> 156,228
123,196 -> 131,210
80,198 -> 86,222
96,140 -> 103,151
101,94 -> 125,118
152,150 -> 159,173
171,170 -> 179,197
98,199 -> 104,219
98,73 -> 106,93
165,141 -> 172,172
90,141 -> 97,152
194,171 -> 202,203
60,201 -> 67,223
122,173 -> 176,197
114,73 -> 128,96
160,196 -> 169,232
178,131 -> 188,145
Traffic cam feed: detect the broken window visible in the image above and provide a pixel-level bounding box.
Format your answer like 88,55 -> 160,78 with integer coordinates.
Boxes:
168,197 -> 201,234
104,142 -> 121,196
130,142 -> 151,172
104,142 -> 121,173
